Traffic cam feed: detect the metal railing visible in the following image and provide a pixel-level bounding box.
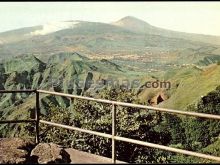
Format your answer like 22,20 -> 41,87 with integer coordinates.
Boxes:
0,89 -> 40,143
1,89 -> 220,163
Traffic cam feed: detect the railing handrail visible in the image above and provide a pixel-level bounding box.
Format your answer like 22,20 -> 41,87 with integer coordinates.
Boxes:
37,89 -> 220,120
0,89 -> 36,93
37,89 -> 220,163
1,89 -> 220,163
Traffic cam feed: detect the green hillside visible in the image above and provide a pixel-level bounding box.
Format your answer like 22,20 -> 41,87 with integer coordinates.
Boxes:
0,52 -> 143,124
159,64 -> 220,110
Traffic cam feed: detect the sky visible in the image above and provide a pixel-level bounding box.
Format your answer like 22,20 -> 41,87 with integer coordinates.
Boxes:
0,2 -> 220,36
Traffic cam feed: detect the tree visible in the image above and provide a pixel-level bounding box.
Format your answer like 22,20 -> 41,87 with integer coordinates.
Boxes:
182,87 -> 220,151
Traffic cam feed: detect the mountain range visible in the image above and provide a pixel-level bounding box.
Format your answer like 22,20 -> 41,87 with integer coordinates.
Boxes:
1,16 -> 220,72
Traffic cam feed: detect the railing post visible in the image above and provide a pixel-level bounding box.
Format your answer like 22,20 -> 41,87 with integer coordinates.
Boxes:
35,91 -> 40,144
69,98 -> 74,111
112,104 -> 116,164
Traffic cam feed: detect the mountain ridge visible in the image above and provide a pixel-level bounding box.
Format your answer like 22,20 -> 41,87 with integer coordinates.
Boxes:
112,16 -> 220,45
114,16 -> 220,37
1,16 -> 220,44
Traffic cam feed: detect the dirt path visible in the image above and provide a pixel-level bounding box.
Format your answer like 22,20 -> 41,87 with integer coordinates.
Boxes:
65,148 -> 127,164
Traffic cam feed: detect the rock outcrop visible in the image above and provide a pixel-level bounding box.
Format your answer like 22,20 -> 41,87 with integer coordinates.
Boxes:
0,138 -> 71,164
30,143 -> 71,164
0,138 -> 35,164
148,92 -> 168,106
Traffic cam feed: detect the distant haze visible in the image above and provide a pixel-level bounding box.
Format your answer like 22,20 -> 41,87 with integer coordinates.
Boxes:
0,2 -> 220,36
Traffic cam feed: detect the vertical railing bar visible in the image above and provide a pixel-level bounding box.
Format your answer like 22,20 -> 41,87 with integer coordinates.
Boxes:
69,97 -> 74,112
112,103 -> 116,164
35,91 -> 40,144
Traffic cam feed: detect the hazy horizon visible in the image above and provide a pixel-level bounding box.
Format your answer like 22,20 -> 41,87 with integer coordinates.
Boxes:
1,2 -> 220,36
